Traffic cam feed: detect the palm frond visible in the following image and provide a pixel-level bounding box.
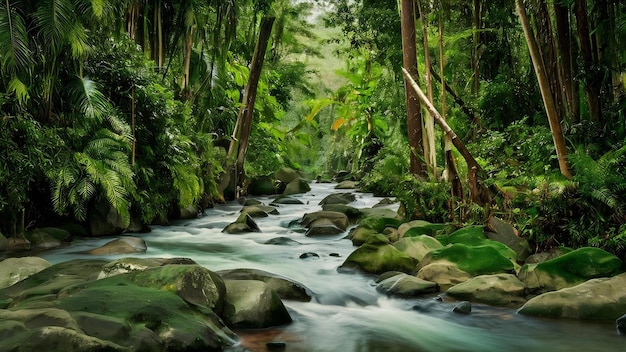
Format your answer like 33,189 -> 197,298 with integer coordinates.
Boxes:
8,77 -> 29,106
68,75 -> 110,121
32,0 -> 76,54
0,1 -> 32,73
66,22 -> 90,58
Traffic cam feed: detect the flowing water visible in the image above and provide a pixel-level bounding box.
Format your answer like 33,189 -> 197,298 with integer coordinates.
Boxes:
39,183 -> 624,351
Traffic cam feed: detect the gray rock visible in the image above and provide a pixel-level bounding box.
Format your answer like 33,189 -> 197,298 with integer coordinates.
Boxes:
393,235 -> 444,262
319,192 -> 356,205
417,262 -> 472,291
264,237 -> 301,246
485,216 -> 532,262
335,180 -> 358,189
518,272 -> 626,320
222,213 -> 261,234
453,301 -> 472,314
305,225 -> 345,237
283,177 -> 311,195
301,211 -> 349,231
217,268 -> 312,302
85,236 -> 147,255
616,314 -> 626,334
299,252 -> 320,259
223,280 -> 292,329
271,196 -> 304,205
446,274 -> 527,306
0,257 -> 51,289
376,273 -> 439,296
275,167 -> 301,184
241,205 -> 279,217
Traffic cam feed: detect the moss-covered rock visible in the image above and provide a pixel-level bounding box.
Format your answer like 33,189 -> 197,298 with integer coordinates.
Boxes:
248,175 -> 276,195
446,274 -> 527,307
319,192 -> 356,205
301,211 -> 349,231
518,272 -> 626,320
393,235 -> 443,262
1,261 -> 238,351
398,220 -> 446,238
275,167 -> 301,184
321,204 -> 362,220
436,227 -> 518,265
346,226 -> 379,246
417,244 -> 516,277
283,177 -> 311,195
223,213 -> 261,234
357,215 -> 403,234
517,247 -> 622,293
339,243 -> 416,275
222,280 -> 292,329
335,180 -> 359,189
376,273 -> 438,297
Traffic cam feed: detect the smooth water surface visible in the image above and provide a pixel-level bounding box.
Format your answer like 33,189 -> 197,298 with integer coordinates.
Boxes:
39,183 -> 625,352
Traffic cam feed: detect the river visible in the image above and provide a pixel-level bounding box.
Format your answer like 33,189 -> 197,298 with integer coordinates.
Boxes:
39,182 -> 624,351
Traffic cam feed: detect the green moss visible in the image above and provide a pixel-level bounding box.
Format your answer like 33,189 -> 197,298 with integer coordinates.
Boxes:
437,226 -> 486,245
357,216 -> 403,233
403,221 -> 447,237
341,244 -> 416,274
424,244 -> 515,276
535,247 -> 622,282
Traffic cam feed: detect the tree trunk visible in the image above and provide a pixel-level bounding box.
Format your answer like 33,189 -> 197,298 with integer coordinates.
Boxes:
181,26 -> 194,100
516,0 -> 572,179
430,67 -> 478,122
439,9 -> 462,201
417,0 -> 437,178
554,1 -> 578,122
400,0 -> 425,177
226,16 -> 275,196
574,0 -> 602,122
402,68 -> 491,206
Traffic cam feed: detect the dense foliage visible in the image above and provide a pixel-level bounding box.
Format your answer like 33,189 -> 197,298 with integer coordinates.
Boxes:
1,0 -> 625,258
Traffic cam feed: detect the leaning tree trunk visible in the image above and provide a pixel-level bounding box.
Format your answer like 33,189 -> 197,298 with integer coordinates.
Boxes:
516,0 -> 572,179
226,16 -> 275,197
402,68 -> 492,206
400,0 -> 425,177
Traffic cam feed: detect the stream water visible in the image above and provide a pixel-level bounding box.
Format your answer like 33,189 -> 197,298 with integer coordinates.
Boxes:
38,183 -> 624,352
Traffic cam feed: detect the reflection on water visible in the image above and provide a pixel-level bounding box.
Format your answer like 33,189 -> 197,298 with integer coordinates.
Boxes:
38,183 -> 625,352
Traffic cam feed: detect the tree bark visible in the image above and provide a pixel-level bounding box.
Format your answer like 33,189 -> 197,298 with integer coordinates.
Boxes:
516,0 -> 572,179
554,1 -> 578,122
574,0 -> 602,122
400,0 -> 425,177
227,16 -> 275,196
417,0 -> 437,178
429,67 -> 477,122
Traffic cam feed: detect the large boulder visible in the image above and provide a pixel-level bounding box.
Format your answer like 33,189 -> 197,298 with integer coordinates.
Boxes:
518,272 -> 626,320
301,211 -> 349,231
0,257 -> 51,289
335,180 -> 358,189
339,242 -> 416,275
85,236 -> 147,255
97,257 -> 165,279
416,261 -> 473,290
248,175 -> 276,196
393,235 -> 443,262
417,243 -> 516,277
517,247 -> 622,294
222,280 -> 292,329
321,204 -> 362,220
319,192 -> 356,205
275,167 -> 301,184
222,213 -> 261,234
217,268 -> 312,302
446,274 -> 527,307
1,262 -> 238,351
24,228 -> 72,249
87,200 -> 127,236
485,216 -> 532,262
376,273 -> 439,297
283,177 -> 311,195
